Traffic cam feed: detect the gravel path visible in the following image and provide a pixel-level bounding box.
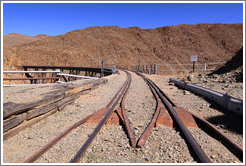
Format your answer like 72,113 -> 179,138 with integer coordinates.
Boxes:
3,71 -> 243,163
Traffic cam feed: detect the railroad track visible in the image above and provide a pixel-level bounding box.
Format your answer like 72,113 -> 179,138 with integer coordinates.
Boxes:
136,72 -> 243,163
24,71 -> 134,163
23,71 -> 243,163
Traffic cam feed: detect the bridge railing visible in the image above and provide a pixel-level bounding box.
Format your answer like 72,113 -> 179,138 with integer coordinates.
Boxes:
3,61 -> 115,84
3,70 -> 61,84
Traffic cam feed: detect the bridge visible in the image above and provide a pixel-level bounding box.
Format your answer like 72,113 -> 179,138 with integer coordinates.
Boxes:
3,64 -> 116,84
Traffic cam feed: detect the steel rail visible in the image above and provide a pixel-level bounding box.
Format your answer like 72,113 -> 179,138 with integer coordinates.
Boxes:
162,79 -> 243,157
24,114 -> 94,163
179,107 -> 243,159
104,73 -> 129,109
142,73 -> 242,162
120,71 -> 137,148
70,72 -> 131,163
136,73 -> 175,107
138,73 -> 211,163
24,72 -> 130,163
136,79 -> 162,148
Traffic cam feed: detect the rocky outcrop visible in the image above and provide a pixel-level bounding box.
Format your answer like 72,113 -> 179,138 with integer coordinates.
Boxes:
3,24 -> 243,70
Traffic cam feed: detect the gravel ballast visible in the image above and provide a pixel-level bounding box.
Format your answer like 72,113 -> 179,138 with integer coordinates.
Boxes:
3,71 -> 243,163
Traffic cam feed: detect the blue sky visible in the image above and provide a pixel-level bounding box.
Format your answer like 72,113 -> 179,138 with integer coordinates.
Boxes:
3,3 -> 244,36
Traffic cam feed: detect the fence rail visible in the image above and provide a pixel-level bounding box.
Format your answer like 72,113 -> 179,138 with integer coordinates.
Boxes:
57,73 -> 98,79
158,69 -> 215,72
3,77 -> 60,80
3,60 -> 115,84
134,62 -> 225,75
3,70 -> 61,74
156,62 -> 225,66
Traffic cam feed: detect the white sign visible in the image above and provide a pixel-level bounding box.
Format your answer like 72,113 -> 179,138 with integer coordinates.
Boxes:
190,55 -> 198,62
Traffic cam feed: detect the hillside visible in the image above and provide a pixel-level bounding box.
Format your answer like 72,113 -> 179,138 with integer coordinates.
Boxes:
208,46 -> 243,82
3,24 -> 243,71
3,33 -> 48,48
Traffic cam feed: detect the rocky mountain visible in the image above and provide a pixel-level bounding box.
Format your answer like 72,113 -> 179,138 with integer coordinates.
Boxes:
3,24 -> 243,71
3,33 -> 48,48
209,46 -> 243,82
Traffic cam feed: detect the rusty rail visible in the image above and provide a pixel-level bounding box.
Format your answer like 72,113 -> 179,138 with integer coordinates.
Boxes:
137,72 -> 243,162
70,71 -> 131,162
137,72 -> 211,163
24,114 -> 93,163
22,71 -> 242,163
136,79 -> 162,148
24,71 -> 131,163
156,79 -> 243,160
149,81 -> 243,158
178,107 -> 243,161
119,73 -> 137,147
